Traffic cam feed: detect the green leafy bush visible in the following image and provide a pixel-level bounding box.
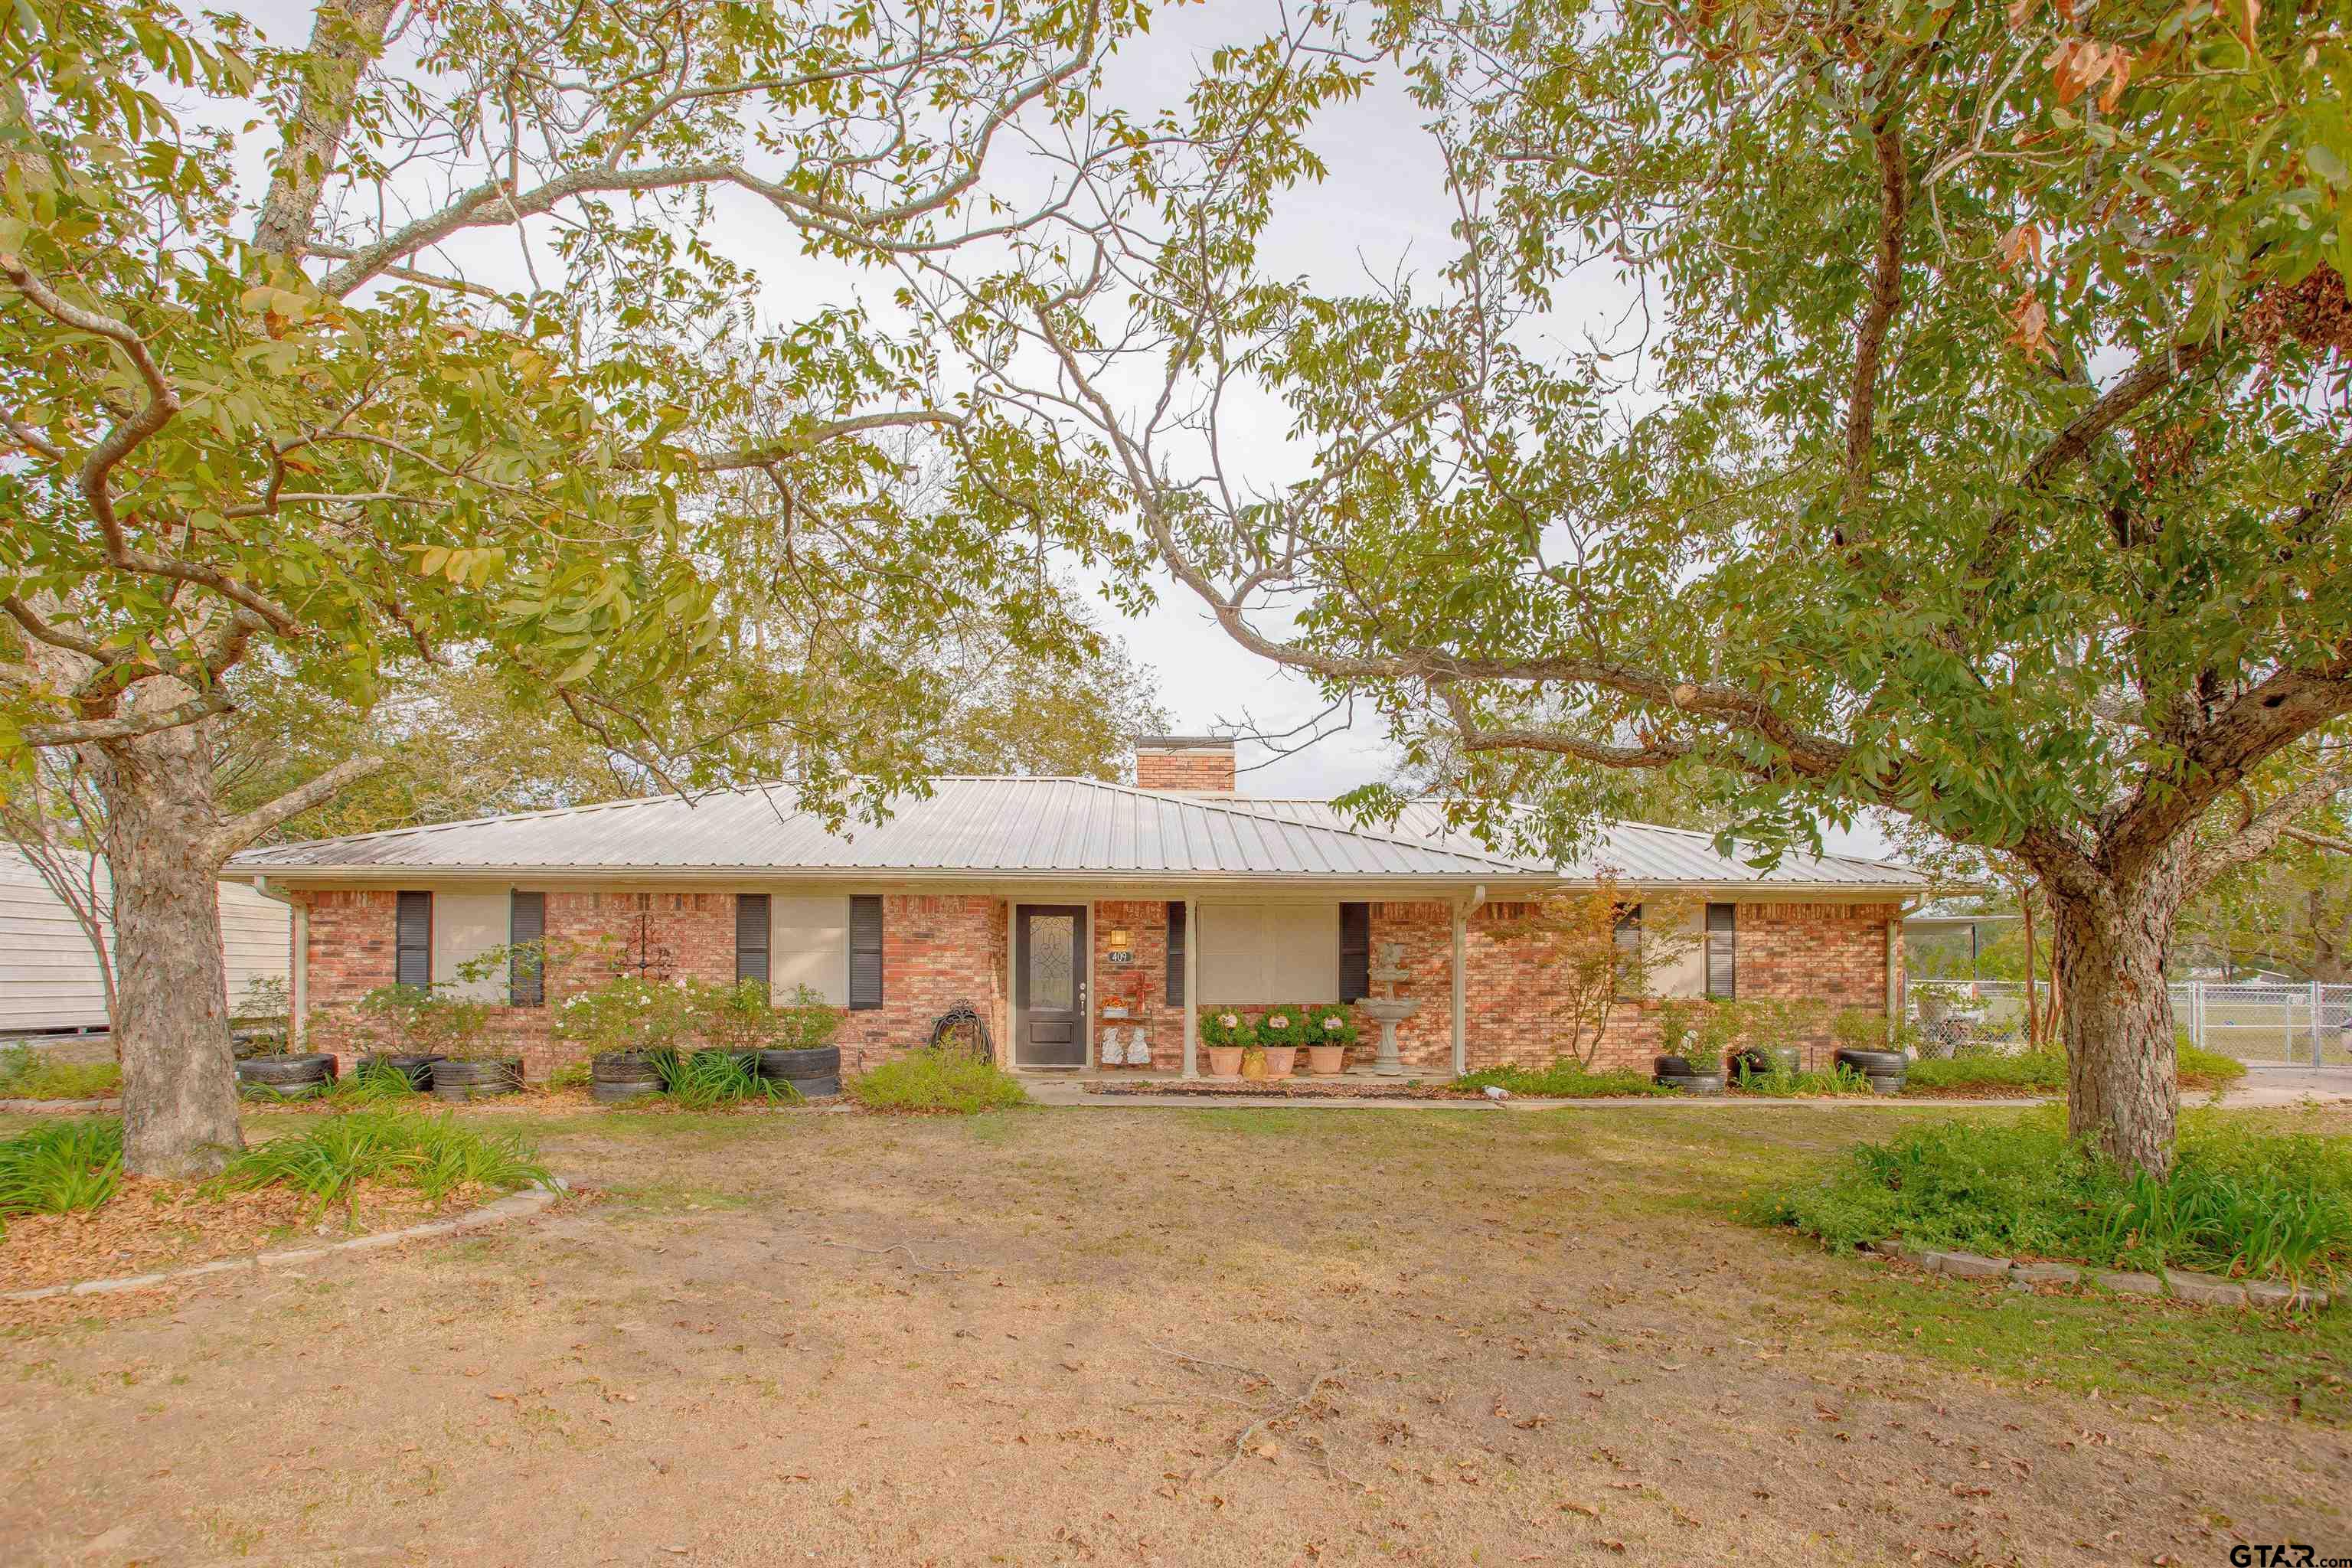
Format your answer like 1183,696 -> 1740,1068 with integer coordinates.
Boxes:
0,1119 -> 122,1226
0,1044 -> 121,1099
1746,1107 -> 2352,1285
1305,1004 -> 1359,1049
1253,1006 -> 1308,1048
847,1048 -> 1027,1113
1199,1009 -> 1256,1050
554,973 -> 697,1056
212,1110 -> 547,1212
1454,1060 -> 1670,1097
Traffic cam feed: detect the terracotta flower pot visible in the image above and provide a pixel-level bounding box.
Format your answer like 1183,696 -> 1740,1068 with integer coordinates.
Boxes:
1261,1046 -> 1297,1080
1207,1046 -> 1243,1077
1306,1044 -> 1345,1076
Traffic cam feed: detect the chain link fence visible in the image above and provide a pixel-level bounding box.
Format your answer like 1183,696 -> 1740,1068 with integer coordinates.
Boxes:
1909,979 -> 2352,1067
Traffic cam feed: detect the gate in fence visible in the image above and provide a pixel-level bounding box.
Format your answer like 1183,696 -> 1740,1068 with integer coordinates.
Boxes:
1909,978 -> 2352,1067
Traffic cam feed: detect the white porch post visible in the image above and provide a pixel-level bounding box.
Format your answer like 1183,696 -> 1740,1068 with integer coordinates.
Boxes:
289,897 -> 309,1047
1181,896 -> 1199,1080
1450,902 -> 1468,1079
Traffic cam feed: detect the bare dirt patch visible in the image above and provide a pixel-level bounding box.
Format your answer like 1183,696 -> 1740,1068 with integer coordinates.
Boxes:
1,1104 -> 2345,1567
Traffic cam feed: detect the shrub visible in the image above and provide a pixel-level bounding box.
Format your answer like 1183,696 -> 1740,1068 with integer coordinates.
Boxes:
0,1119 -> 122,1226
0,1044 -> 121,1100
1306,1004 -> 1359,1049
772,984 -> 844,1050
1199,1010 -> 1256,1050
322,1059 -> 429,1105
1254,1007 -> 1306,1049
847,1048 -> 1027,1113
211,1109 -> 547,1212
356,981 -> 495,1060
1746,1106 -> 2352,1285
1454,1060 -> 1670,1097
554,974 -> 697,1057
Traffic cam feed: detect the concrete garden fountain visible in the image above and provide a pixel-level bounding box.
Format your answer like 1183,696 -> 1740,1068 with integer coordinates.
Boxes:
1357,942 -> 1421,1076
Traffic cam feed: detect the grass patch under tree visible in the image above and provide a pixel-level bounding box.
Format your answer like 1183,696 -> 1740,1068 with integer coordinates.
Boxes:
0,1044 -> 121,1101
1749,1104 -> 2351,1285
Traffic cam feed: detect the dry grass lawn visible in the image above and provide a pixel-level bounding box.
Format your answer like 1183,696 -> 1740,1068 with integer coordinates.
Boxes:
2,1100 -> 2348,1566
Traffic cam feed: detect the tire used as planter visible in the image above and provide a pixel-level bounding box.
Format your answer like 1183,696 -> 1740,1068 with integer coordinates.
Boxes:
237,1053 -> 338,1096
1729,1045 -> 1801,1080
356,1053 -> 443,1092
1654,1054 -> 1726,1095
591,1050 -> 665,1104
757,1045 -> 842,1099
431,1056 -> 524,1102
1834,1047 -> 1907,1096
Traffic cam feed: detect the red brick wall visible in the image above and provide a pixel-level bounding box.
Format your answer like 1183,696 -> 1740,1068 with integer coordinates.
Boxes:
296,887 -> 1008,1083
1092,900 -> 1181,1070
1134,748 -> 1235,792
295,884 -> 1895,1083
1351,898 -> 1898,1076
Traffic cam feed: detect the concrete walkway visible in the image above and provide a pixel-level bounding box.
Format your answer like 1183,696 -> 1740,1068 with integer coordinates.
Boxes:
1022,1067 -> 2352,1112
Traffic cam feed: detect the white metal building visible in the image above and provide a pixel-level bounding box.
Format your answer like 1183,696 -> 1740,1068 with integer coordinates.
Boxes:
0,849 -> 290,1037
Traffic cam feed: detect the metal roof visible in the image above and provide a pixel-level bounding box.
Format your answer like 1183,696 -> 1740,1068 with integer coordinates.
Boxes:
226,777 -> 1927,890
1236,801 -> 1927,891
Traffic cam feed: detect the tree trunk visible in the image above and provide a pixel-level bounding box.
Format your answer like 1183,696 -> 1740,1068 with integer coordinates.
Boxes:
85,724 -> 245,1178
2050,850 -> 2189,1181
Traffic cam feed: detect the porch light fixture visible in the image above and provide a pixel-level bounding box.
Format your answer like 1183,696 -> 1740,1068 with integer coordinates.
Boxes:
1106,926 -> 1135,965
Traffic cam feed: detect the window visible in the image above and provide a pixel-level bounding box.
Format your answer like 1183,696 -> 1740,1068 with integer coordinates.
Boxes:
736,893 -> 770,992
1612,902 -> 1642,999
509,892 -> 546,1006
1338,902 -> 1370,1002
770,897 -> 851,1004
1705,903 -> 1737,999
848,895 -> 884,1010
1197,903 -> 1341,1004
1165,901 -> 1186,1008
395,890 -> 432,988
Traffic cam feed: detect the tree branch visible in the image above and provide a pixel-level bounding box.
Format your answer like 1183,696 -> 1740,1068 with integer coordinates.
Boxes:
1840,107 -> 1909,519
2190,765 -> 2352,893
209,754 -> 387,858
19,691 -> 234,747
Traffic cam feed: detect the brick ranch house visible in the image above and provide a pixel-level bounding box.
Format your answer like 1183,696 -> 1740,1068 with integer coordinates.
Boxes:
222,737 -> 1929,1083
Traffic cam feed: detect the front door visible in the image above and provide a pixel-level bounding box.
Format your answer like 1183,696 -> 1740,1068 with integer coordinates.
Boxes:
1015,905 -> 1088,1067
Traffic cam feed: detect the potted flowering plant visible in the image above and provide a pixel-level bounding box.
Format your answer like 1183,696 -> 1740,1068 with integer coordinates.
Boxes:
556,974 -> 693,1102
1303,1004 -> 1357,1075
1253,1008 -> 1303,1080
1200,1009 -> 1253,1077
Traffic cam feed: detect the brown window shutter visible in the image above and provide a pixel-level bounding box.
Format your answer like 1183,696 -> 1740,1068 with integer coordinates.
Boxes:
737,893 -> 771,993
395,891 -> 432,989
1165,901 -> 1186,1007
1706,903 -> 1737,999
848,895 -> 884,1010
509,891 -> 547,1006
1338,902 -> 1370,1003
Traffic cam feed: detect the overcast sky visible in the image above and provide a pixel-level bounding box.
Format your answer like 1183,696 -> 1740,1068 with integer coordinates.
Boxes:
238,0 -> 1899,858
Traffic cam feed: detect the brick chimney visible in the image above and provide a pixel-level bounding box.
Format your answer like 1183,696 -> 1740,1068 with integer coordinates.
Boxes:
1134,734 -> 1236,793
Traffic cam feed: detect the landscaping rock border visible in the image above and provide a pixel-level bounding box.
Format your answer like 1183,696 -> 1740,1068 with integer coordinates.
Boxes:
0,1177 -> 573,1305
1865,1240 -> 2333,1312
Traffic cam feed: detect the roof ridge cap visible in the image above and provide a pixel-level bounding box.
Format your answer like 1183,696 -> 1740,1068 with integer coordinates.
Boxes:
1118,782 -> 1540,872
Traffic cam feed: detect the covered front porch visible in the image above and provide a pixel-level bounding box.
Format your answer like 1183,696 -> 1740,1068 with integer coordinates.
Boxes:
998,888 -> 1504,1080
